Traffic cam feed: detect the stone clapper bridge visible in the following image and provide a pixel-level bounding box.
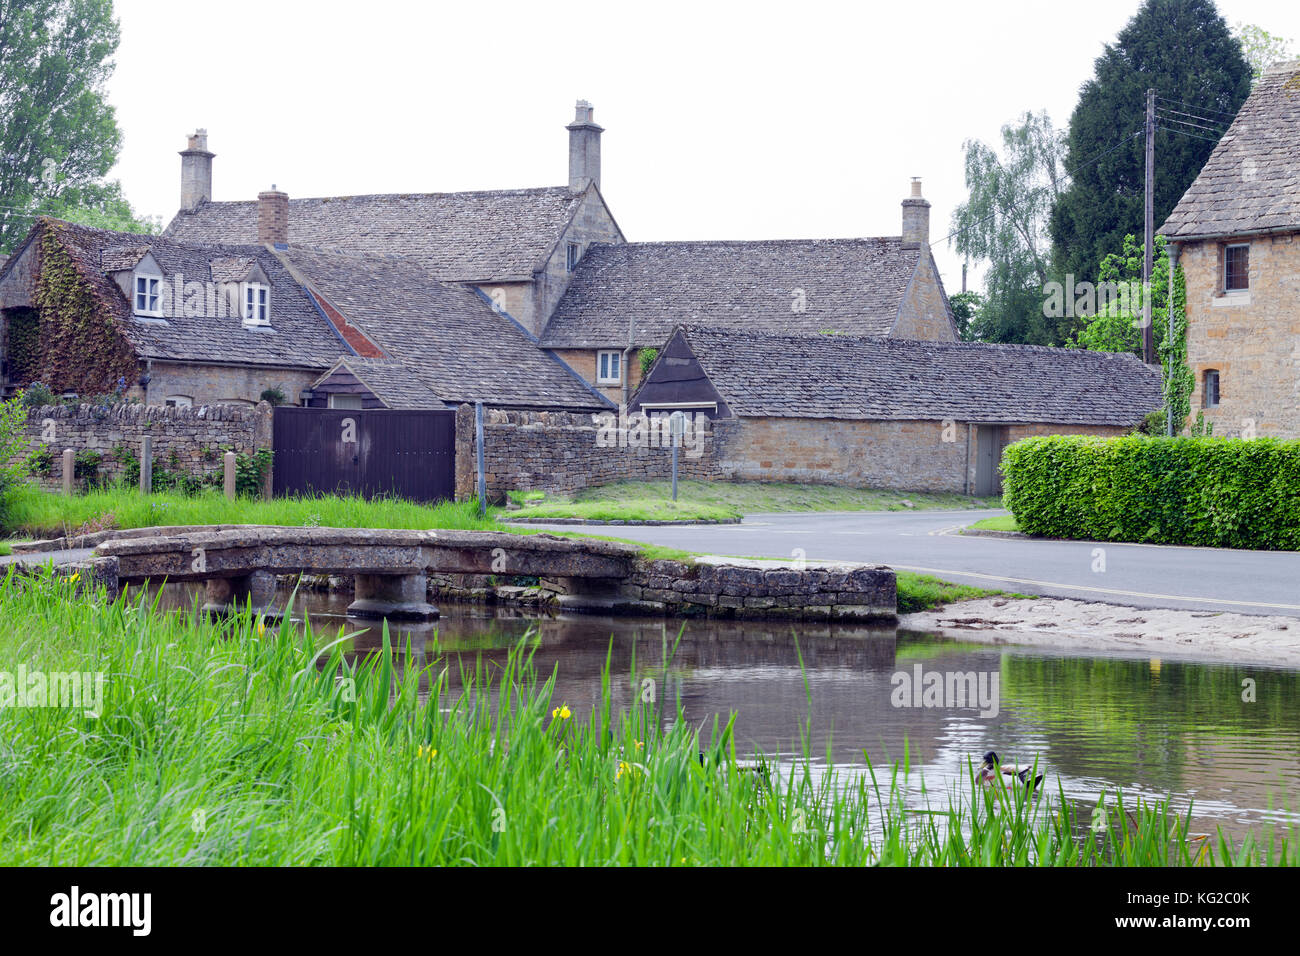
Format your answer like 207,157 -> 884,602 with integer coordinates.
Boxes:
84,526 -> 898,622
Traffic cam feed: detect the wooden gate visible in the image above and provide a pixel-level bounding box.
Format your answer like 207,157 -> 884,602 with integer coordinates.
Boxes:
272,407 -> 456,502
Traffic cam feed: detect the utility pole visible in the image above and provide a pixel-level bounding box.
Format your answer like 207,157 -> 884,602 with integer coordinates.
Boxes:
1142,88 -> 1156,365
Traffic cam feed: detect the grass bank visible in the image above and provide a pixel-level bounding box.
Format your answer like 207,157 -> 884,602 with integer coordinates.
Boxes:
967,515 -> 1020,533
895,572 -> 1023,614
0,570 -> 1287,866
507,497 -> 738,522
552,480 -> 998,514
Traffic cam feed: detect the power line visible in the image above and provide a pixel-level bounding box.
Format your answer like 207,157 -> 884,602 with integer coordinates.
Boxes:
1158,125 -> 1223,145
1154,108 -> 1227,136
1154,95 -> 1239,120
1155,111 -> 1227,137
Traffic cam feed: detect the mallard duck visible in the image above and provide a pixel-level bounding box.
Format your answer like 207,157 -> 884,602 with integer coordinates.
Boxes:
978,751 -> 1044,793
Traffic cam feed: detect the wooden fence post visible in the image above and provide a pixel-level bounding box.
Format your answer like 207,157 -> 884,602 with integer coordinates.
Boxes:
140,436 -> 152,494
62,448 -> 74,496
224,451 -> 236,499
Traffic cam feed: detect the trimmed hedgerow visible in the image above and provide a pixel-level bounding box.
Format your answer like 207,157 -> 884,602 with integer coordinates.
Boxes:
1001,434 -> 1300,550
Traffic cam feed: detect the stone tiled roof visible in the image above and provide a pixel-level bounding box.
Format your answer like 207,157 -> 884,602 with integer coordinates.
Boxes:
100,244 -> 150,272
666,326 -> 1161,425
163,187 -> 587,281
208,256 -> 258,283
538,237 -> 926,349
44,219 -> 345,370
317,357 -> 446,409
279,246 -> 609,410
1160,60 -> 1300,240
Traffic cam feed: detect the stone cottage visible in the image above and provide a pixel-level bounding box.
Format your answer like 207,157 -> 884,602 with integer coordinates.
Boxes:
630,325 -> 1163,494
156,108 -> 955,404
1159,59 -> 1300,439
0,217 -> 607,413
537,189 -> 957,405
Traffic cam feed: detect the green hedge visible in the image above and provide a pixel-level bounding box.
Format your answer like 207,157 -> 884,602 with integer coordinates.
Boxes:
1001,434 -> 1300,550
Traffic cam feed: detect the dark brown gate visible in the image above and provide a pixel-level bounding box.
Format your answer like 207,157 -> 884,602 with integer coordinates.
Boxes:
272,407 -> 456,502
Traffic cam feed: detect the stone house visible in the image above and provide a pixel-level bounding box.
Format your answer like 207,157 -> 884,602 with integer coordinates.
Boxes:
1159,60 -> 1300,439
0,218 -> 342,406
156,107 -> 955,405
538,180 -> 957,404
630,326 -> 1162,494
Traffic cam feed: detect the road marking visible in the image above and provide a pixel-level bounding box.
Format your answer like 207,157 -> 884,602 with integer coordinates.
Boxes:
892,564 -> 1300,612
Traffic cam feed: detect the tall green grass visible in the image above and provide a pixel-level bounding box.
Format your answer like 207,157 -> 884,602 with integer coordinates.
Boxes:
0,570 -> 1291,866
3,484 -> 499,539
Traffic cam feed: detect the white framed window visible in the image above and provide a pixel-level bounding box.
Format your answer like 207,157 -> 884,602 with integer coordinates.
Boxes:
1203,370 -> 1220,408
566,242 -> 581,272
329,393 -> 364,410
164,395 -> 193,408
243,282 -> 270,325
134,274 -> 162,315
596,349 -> 622,384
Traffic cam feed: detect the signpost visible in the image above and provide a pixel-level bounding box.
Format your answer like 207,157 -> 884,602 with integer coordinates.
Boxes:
669,411 -> 685,502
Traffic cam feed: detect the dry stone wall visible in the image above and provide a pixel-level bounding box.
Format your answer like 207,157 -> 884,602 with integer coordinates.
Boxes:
18,401 -> 272,491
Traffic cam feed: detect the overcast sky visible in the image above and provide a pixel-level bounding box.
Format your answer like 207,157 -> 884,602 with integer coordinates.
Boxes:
108,0 -> 1299,291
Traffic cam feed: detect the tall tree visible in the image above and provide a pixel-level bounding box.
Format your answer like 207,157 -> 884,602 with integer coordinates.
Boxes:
1049,0 -> 1251,287
0,0 -> 149,253
1233,22 -> 1295,83
950,110 -> 1066,344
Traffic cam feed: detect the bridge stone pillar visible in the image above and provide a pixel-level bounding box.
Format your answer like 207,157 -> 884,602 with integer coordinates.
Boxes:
348,572 -> 439,621
202,570 -> 278,614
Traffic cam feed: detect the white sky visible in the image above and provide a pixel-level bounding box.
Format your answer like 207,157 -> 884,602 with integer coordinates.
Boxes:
107,0 -> 1299,292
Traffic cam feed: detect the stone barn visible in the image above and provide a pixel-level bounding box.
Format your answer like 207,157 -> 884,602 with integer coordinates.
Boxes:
630,326 -> 1163,494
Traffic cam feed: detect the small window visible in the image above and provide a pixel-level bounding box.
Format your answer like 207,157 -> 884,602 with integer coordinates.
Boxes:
243,282 -> 270,325
329,393 -> 364,410
566,242 -> 581,272
134,274 -> 162,315
596,350 -> 622,384
1203,370 -> 1220,408
164,395 -> 193,408
1224,244 -> 1249,292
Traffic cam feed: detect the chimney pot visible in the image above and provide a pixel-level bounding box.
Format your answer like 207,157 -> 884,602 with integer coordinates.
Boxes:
258,187 -> 289,245
179,129 -> 215,211
901,178 -> 930,248
566,99 -> 604,191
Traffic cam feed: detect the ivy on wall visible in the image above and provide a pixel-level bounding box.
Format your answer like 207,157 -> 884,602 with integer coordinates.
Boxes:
31,223 -> 139,395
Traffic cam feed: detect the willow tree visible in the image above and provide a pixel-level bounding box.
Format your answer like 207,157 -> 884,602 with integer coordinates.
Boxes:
950,110 -> 1066,345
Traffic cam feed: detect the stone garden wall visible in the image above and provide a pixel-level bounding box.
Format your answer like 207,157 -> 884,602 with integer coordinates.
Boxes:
454,405 -> 731,500
18,402 -> 273,492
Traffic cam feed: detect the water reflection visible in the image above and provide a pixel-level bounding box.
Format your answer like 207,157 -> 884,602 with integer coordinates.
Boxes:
155,585 -> 1300,842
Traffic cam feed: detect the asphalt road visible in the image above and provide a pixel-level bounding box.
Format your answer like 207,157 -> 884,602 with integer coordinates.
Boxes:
536,509 -> 1300,617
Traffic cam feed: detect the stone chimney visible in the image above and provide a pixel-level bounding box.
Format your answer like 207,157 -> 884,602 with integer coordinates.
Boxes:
566,100 -> 603,191
257,186 -> 289,245
179,130 -> 214,211
901,178 -> 930,249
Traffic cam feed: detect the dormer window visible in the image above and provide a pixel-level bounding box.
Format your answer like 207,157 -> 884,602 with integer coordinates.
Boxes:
243,282 -> 270,325
567,242 -> 581,272
134,274 -> 162,316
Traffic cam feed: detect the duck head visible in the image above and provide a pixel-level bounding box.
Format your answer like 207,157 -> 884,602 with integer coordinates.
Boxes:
980,750 -> 999,770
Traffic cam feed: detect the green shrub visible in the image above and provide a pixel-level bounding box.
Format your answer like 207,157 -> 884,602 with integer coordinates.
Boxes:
259,387 -> 286,406
26,446 -> 54,478
19,382 -> 58,408
1001,434 -> 1300,550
